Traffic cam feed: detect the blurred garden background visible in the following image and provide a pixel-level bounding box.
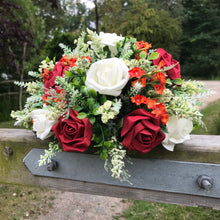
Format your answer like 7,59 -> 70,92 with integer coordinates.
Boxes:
0,0 -> 220,122
0,0 -> 220,219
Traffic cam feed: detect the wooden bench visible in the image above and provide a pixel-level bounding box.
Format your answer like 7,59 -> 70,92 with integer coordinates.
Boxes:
0,128 -> 220,209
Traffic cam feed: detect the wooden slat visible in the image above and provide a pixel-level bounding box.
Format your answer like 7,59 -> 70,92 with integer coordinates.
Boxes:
0,128 -> 220,209
1,128 -> 220,152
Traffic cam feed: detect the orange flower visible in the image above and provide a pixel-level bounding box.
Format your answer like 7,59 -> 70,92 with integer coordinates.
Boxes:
158,60 -> 166,69
152,103 -> 166,117
135,41 -> 144,50
143,42 -> 152,50
82,56 -> 92,63
135,41 -> 151,50
131,94 -> 146,105
60,55 -> 69,63
42,94 -> 49,105
143,97 -> 157,109
42,68 -> 50,83
68,57 -> 77,67
60,55 -> 77,67
129,67 -> 145,78
161,113 -> 168,125
131,77 -> 147,87
135,41 -> 151,60
151,72 -> 166,94
151,72 -> 166,84
153,84 -> 165,95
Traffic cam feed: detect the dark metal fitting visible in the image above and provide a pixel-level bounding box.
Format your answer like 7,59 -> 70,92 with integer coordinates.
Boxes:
47,159 -> 58,171
197,175 -> 214,191
2,146 -> 13,157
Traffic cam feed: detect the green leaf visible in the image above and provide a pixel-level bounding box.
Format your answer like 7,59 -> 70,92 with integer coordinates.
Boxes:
77,69 -> 83,74
72,78 -> 79,85
74,105 -> 82,112
161,124 -> 168,134
104,141 -> 111,148
100,95 -> 107,104
139,51 -> 147,59
77,112 -> 87,119
88,89 -> 97,98
89,116 -> 96,124
88,98 -> 95,110
172,78 -> 182,85
92,108 -> 99,115
65,71 -> 73,78
166,78 -> 172,85
100,151 -> 107,160
149,52 -> 159,60
46,56 -> 50,63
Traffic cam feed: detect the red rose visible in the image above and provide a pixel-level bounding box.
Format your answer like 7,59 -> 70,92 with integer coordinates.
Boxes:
153,48 -> 181,80
44,62 -> 69,89
121,109 -> 165,153
52,108 -> 92,152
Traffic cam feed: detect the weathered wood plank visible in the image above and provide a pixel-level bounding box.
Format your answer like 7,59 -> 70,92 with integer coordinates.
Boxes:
0,128 -> 220,209
1,129 -> 220,152
0,128 -> 41,143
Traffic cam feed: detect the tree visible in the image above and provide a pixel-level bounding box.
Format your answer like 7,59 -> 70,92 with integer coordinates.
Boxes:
146,0 -> 184,19
62,1 -> 91,32
43,31 -> 80,61
0,0 -> 45,110
180,0 -> 220,78
98,0 -> 182,55
32,0 -> 65,35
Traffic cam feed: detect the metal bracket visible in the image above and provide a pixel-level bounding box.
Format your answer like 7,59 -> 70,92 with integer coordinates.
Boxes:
23,148 -> 220,199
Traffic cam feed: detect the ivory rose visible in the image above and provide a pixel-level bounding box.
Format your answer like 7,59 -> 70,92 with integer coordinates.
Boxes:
85,58 -> 129,96
162,115 -> 193,151
99,32 -> 124,56
30,109 -> 57,140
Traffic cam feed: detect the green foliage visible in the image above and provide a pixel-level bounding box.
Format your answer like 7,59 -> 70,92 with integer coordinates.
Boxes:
99,0 -> 182,55
180,0 -> 220,79
43,31 -> 80,61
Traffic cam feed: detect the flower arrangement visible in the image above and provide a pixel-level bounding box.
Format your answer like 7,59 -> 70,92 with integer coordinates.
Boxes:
11,29 -> 211,182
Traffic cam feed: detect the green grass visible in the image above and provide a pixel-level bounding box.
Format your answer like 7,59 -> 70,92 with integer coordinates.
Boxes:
0,120 -> 16,128
192,99 -> 220,135
116,201 -> 220,220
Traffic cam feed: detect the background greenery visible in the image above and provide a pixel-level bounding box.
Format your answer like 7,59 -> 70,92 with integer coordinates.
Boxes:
0,0 -> 220,122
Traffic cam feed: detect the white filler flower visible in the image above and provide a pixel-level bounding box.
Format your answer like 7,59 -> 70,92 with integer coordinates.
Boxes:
85,58 -> 129,96
99,32 -> 124,56
162,115 -> 193,151
30,109 -> 57,140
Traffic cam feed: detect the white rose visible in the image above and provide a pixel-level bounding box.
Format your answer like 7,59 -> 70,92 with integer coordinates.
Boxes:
162,115 -> 193,151
30,109 -> 58,140
85,58 -> 129,96
99,32 -> 124,56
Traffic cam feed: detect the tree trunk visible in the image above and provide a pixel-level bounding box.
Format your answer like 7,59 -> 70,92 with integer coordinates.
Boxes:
94,0 -> 99,32
18,42 -> 27,110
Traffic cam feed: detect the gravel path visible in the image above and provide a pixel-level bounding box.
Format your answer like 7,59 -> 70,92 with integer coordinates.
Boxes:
200,80 -> 220,108
36,80 -> 220,220
36,191 -> 130,220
